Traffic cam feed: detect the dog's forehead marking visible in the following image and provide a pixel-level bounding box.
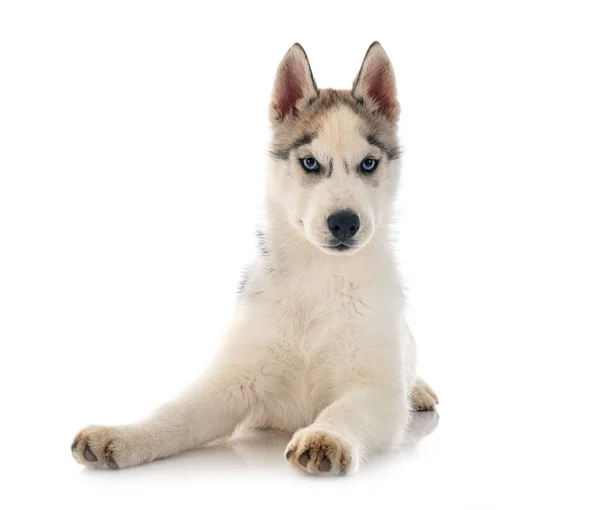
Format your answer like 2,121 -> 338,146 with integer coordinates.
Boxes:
270,89 -> 400,162
314,106 -> 384,183
317,106 -> 364,156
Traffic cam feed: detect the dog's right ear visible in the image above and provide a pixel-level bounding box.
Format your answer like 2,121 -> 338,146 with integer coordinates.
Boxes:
270,43 -> 318,124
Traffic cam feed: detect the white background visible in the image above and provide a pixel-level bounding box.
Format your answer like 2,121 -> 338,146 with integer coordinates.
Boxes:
1,1 -> 599,508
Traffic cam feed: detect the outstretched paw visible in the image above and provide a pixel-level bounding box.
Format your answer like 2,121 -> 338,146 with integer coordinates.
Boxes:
284,429 -> 353,477
71,425 -> 138,470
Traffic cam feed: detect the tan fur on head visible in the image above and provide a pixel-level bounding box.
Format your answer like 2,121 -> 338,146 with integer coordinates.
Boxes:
268,43 -> 402,256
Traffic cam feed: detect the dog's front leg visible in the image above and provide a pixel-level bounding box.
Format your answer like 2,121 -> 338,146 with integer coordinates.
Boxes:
71,364 -> 253,469
285,388 -> 408,476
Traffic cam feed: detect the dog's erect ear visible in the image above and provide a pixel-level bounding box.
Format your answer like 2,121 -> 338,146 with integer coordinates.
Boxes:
353,42 -> 399,121
270,43 -> 318,123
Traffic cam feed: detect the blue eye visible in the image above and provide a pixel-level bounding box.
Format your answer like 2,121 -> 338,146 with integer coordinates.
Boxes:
300,157 -> 320,172
360,158 -> 378,173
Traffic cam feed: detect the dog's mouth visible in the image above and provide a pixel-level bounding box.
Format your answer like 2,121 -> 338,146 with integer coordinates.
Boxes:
321,241 -> 357,254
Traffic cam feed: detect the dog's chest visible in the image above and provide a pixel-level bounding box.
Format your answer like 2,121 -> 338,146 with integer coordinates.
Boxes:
269,278 -> 377,424
246,262 -> 400,429
288,270 -> 369,338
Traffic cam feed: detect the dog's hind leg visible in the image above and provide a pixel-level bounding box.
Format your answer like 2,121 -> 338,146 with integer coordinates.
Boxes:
403,323 -> 438,411
71,364 -> 254,469
410,377 -> 439,411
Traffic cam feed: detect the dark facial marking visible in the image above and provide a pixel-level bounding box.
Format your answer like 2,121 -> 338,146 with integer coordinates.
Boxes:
366,135 -> 400,160
344,160 -> 350,174
360,173 -> 380,187
292,132 -> 315,151
271,89 -> 400,168
327,159 -> 333,177
271,132 -> 316,160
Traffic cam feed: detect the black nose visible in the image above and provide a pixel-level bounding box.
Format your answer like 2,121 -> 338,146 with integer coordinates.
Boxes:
327,210 -> 360,241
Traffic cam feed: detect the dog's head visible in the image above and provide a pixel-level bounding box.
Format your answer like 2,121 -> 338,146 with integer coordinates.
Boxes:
268,42 -> 401,255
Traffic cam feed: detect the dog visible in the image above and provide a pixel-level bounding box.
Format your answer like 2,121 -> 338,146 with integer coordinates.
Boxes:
71,41 -> 438,476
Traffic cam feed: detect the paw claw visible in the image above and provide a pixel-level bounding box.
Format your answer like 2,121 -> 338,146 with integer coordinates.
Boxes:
299,451 -> 310,467
318,456 -> 331,472
107,455 -> 119,470
84,445 -> 98,462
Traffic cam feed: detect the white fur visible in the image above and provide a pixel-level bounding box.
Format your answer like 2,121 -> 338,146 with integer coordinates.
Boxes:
71,43 -> 437,477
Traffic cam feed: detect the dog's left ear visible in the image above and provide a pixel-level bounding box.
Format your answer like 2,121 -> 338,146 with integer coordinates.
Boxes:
353,42 -> 399,121
270,43 -> 318,124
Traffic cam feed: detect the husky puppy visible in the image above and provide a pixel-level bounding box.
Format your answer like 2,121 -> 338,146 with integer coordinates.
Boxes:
71,42 -> 438,476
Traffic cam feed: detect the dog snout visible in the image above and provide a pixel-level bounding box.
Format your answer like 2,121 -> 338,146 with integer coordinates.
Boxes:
327,210 -> 360,241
